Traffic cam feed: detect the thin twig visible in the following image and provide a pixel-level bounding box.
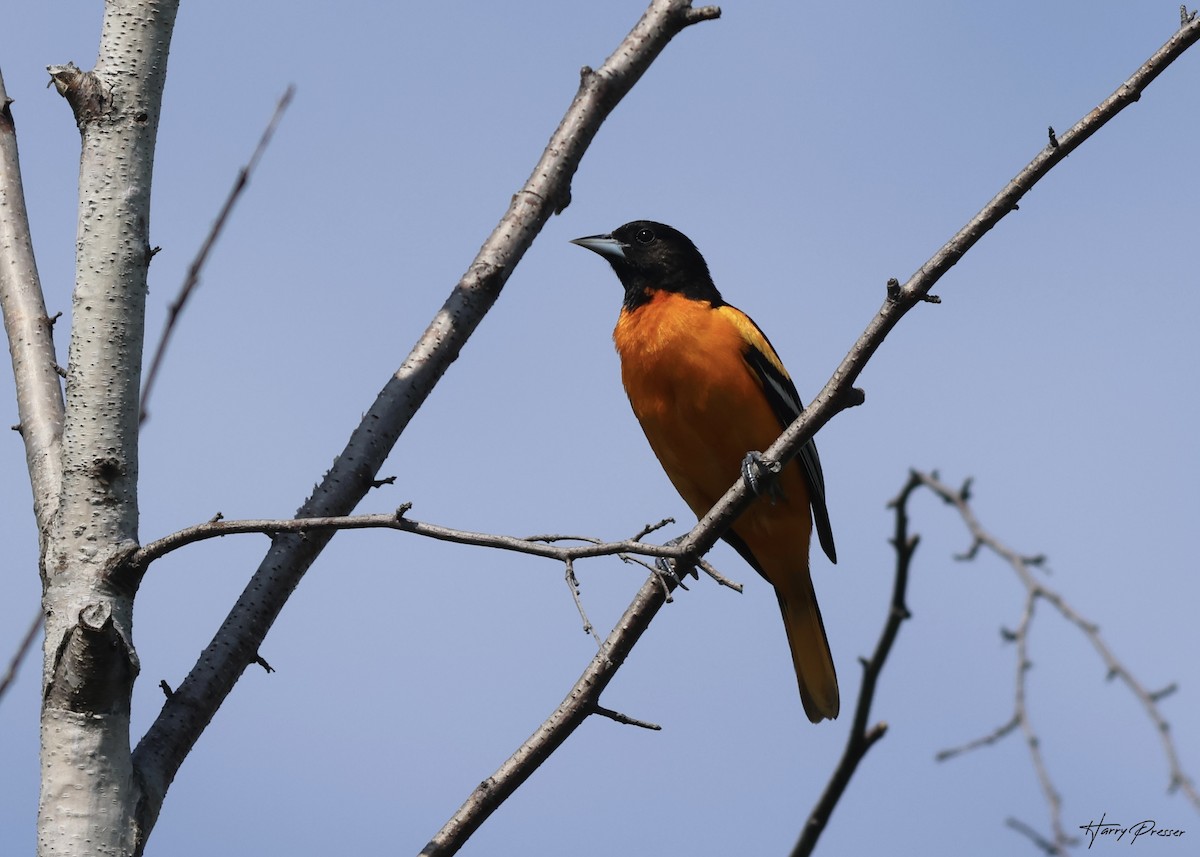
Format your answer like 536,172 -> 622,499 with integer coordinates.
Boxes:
633,517 -> 675,541
617,554 -> 677,601
565,559 -> 604,646
132,508 -> 695,573
934,713 -> 1019,762
134,507 -> 714,640
139,86 -> 294,425
1012,590 -> 1071,849
791,470 -> 921,857
695,557 -> 742,592
0,609 -> 42,705
918,470 -> 1199,854
589,704 -> 662,731
419,572 -> 678,857
1006,816 -> 1065,856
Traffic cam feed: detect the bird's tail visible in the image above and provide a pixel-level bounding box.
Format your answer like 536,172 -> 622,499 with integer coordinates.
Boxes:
776,575 -> 839,723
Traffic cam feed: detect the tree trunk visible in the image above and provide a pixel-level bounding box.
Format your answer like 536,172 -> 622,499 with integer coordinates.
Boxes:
37,2 -> 178,854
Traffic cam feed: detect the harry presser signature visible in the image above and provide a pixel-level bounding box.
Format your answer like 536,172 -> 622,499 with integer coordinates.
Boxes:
1079,813 -> 1186,848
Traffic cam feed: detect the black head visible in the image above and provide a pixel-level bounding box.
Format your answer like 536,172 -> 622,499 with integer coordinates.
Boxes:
571,220 -> 723,310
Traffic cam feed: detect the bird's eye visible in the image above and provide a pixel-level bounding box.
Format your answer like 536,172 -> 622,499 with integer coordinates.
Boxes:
634,227 -> 655,245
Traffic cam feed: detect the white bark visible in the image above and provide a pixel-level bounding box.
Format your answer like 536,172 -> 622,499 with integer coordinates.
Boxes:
0,70 -> 64,539
36,2 -> 178,855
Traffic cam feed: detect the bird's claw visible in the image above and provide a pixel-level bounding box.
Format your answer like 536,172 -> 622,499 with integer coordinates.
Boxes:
653,555 -> 688,590
655,534 -> 694,588
742,451 -> 783,503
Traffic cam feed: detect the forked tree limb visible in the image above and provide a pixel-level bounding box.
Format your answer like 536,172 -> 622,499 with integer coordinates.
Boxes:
918,470 -> 1199,852
420,15 -> 1200,854
130,507 -> 741,591
128,0 -> 722,846
36,3 -> 180,854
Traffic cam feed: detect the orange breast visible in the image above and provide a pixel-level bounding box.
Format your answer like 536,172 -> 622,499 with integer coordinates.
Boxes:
613,291 -> 812,581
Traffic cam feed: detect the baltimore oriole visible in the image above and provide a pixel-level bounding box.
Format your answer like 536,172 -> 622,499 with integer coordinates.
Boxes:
572,220 -> 839,722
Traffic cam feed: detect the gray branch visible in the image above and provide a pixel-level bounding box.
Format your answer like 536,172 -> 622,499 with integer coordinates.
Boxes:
684,12 -> 1200,565
920,469 -> 1200,853
132,508 -> 704,571
791,472 -> 921,857
419,16 -> 1200,855
0,70 -> 65,539
129,0 -> 723,845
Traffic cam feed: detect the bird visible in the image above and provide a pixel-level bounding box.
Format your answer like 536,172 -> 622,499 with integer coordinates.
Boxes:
571,220 -> 839,722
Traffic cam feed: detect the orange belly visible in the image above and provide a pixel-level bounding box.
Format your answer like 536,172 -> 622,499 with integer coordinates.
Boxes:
614,291 -> 813,579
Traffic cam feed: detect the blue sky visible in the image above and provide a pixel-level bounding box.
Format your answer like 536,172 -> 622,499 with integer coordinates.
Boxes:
1,2 -> 1198,854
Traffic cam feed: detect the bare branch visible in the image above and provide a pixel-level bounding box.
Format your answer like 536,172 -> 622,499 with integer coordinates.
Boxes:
0,69 -> 65,536
565,559 -> 604,645
132,509 -> 690,571
1006,816 -> 1066,857
632,517 -> 675,541
694,557 -> 743,592
934,713 -> 1019,762
678,13 -> 1200,568
0,609 -> 42,705
791,471 -> 921,857
130,2 -> 723,828
589,704 -> 662,731
419,573 -> 673,857
918,470 -> 1200,853
423,21 -> 1200,854
134,507 -> 737,644
139,86 -> 294,425
1015,592 -> 1071,850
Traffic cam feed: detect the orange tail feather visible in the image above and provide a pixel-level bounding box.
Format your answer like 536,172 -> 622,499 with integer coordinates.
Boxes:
776,578 -> 839,723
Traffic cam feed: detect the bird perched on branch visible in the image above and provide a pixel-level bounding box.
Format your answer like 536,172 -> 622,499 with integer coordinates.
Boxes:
572,220 -> 839,722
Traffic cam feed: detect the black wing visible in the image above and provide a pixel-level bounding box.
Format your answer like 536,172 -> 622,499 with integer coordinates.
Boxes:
740,325 -> 837,565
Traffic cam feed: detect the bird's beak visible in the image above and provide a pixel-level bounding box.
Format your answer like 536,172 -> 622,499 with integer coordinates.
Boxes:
570,233 -> 626,261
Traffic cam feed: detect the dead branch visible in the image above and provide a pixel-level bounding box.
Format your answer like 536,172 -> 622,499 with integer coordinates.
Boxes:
139,86 -> 294,425
129,2 -> 723,838
0,609 -> 42,705
663,10 -> 1200,601
133,508 -> 699,571
419,17 -> 1200,853
917,470 -> 1199,853
0,69 -> 66,535
419,571 -> 674,857
791,471 -> 920,857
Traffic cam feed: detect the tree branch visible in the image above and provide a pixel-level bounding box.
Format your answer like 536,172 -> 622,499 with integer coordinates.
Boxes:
132,508 -> 701,573
139,86 -> 294,425
419,572 -> 673,857
0,609 -> 42,705
790,472 -> 921,857
422,18 -> 1200,853
679,11 -> 1200,567
129,0 -> 722,841
917,470 -> 1200,853
0,69 -> 65,539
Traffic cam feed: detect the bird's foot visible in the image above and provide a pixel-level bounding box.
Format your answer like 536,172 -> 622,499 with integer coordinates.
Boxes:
742,451 -> 784,504
654,535 -> 694,590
